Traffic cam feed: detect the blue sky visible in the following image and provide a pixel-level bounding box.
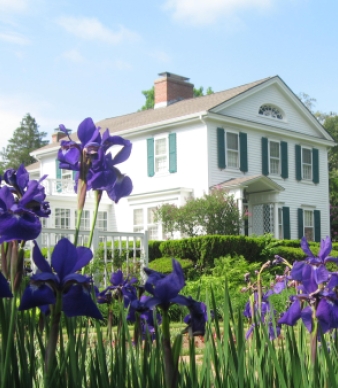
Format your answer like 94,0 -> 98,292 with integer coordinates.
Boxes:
0,0 -> 337,148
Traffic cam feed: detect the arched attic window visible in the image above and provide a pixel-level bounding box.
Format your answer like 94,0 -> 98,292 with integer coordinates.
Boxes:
258,104 -> 284,120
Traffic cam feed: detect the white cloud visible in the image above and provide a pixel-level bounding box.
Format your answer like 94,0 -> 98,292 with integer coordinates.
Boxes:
57,16 -> 140,44
0,0 -> 28,13
0,31 -> 30,45
164,0 -> 272,25
61,49 -> 85,63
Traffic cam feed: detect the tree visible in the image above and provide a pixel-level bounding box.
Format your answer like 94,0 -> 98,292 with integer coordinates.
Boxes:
1,114 -> 49,169
140,87 -> 155,111
154,189 -> 242,238
140,85 -> 214,110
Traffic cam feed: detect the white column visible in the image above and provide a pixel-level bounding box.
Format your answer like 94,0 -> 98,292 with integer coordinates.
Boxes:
273,202 -> 279,238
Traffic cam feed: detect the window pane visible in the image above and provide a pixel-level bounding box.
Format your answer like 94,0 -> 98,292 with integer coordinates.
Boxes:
304,210 -> 313,227
270,142 -> 279,157
270,159 -> 279,174
147,207 -> 156,224
303,165 -> 312,180
155,156 -> 167,172
155,138 -> 166,155
302,149 -> 311,164
227,150 -> 238,168
227,133 -> 238,150
133,209 -> 143,225
97,211 -> 108,231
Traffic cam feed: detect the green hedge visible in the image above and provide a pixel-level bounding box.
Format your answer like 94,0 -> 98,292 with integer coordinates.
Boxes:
148,240 -> 162,262
159,235 -> 265,266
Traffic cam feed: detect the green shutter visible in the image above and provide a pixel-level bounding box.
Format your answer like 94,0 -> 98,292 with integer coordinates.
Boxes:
217,128 -> 226,169
239,132 -> 248,172
169,133 -> 177,173
261,137 -> 269,176
72,170 -> 77,180
314,210 -> 321,242
297,208 -> 304,239
147,138 -> 155,177
312,148 -> 319,184
282,206 -> 290,239
295,145 -> 302,181
281,141 -> 288,179
55,159 -> 62,193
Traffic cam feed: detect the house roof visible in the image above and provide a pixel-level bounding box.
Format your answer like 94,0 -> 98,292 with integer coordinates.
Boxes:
31,76 -> 272,156
25,161 -> 40,171
215,175 -> 285,193
96,77 -> 271,132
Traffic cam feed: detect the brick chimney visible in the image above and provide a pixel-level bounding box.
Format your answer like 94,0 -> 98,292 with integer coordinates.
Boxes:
154,72 -> 194,109
51,129 -> 69,143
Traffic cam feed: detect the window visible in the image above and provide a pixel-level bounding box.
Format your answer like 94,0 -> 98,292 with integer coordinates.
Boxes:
278,208 -> 283,239
302,148 -> 312,180
269,141 -> 280,175
97,211 -> 108,231
258,105 -> 283,120
147,207 -> 159,240
262,138 -> 288,178
133,209 -> 144,233
147,133 -> 177,176
55,208 -> 70,229
62,169 -> 72,180
155,137 -> 168,173
226,132 -> 239,169
304,210 -> 314,241
75,210 -> 90,230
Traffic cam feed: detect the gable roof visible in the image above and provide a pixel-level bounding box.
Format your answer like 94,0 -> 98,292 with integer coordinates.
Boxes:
96,77 -> 271,133
215,175 -> 285,194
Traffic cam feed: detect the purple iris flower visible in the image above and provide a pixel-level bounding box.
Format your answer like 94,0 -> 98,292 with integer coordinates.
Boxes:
96,269 -> 138,308
0,272 -> 13,298
19,238 -> 102,319
143,259 -> 186,310
58,117 -> 132,203
0,185 -> 42,243
290,237 -> 337,291
183,298 -> 208,336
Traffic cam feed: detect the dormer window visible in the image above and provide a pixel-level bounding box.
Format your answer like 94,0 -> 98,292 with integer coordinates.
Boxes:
259,104 -> 283,120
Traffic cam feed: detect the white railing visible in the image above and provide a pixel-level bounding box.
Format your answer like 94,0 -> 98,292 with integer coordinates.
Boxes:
28,228 -> 149,287
41,179 -> 95,198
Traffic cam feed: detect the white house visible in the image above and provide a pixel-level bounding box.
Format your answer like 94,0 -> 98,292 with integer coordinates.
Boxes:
29,72 -> 335,242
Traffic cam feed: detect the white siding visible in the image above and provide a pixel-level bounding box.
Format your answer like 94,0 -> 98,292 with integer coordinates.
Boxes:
218,84 -> 325,139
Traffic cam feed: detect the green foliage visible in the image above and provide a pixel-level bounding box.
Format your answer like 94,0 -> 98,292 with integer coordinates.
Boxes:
147,257 -> 194,278
159,235 -> 265,265
154,189 -> 242,237
1,113 -> 49,169
140,86 -> 155,110
193,86 -> 214,97
148,240 -> 162,262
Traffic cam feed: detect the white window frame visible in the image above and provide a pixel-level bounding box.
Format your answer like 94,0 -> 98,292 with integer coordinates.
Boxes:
269,140 -> 280,175
302,147 -> 312,180
304,210 -> 314,241
226,131 -> 239,169
55,208 -> 71,229
258,104 -> 284,120
154,134 -> 168,174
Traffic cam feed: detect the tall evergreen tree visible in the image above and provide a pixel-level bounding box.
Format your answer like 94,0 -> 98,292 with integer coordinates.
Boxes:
1,113 -> 49,169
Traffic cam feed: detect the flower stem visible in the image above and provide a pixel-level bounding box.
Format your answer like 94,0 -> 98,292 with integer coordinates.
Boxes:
1,294 -> 17,388
87,190 -> 102,249
162,309 -> 177,388
44,293 -> 62,384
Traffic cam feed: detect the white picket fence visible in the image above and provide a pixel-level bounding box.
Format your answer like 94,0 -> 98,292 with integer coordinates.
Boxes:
27,228 -> 149,287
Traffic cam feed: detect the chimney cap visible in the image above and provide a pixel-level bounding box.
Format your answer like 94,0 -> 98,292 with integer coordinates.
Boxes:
157,72 -> 190,82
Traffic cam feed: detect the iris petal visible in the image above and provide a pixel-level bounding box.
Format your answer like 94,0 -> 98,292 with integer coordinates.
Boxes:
62,284 -> 103,319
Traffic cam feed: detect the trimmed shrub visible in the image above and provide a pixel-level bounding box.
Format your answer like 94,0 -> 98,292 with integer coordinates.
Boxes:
147,257 -> 194,278
148,240 -> 162,262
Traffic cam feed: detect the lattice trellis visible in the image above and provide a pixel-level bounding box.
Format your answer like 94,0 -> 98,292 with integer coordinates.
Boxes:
252,204 -> 274,235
